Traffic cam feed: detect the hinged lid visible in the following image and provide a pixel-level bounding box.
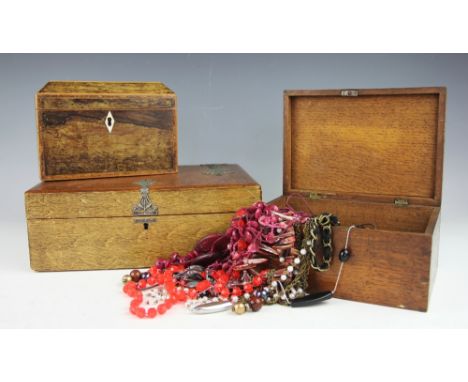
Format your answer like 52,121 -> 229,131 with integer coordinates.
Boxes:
284,87 -> 446,206
37,81 -> 176,110
25,164 -> 261,219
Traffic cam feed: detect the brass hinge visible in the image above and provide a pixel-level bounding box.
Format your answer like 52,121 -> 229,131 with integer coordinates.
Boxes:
394,198 -> 409,207
309,192 -> 323,200
341,89 -> 359,97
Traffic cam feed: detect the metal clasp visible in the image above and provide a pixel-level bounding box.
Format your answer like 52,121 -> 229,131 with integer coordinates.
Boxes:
309,192 -> 323,200
133,180 -> 158,228
394,198 -> 409,207
341,89 -> 359,97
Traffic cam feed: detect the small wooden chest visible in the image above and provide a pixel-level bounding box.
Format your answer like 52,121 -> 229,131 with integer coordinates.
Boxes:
36,81 -> 178,181
25,164 -> 261,271
271,87 -> 446,311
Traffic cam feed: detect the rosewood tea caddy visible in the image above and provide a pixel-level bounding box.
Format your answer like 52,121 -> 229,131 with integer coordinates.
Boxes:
271,87 -> 446,311
36,81 -> 178,181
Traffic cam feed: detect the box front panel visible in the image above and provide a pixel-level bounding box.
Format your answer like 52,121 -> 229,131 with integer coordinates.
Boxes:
28,213 -> 233,271
271,195 -> 434,311
39,108 -> 176,179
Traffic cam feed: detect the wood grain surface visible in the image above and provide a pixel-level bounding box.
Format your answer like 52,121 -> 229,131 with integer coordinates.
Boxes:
26,164 -> 259,194
25,185 -> 261,219
38,96 -> 176,110
26,164 -> 262,271
277,196 -> 434,232
38,81 -> 174,95
283,87 -> 446,207
270,195 -> 440,311
274,87 -> 445,311
39,109 -> 176,178
28,213 -> 235,271
36,81 -> 178,180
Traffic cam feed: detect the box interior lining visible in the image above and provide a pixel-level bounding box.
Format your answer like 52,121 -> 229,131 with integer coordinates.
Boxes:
288,93 -> 440,203
282,197 -> 433,233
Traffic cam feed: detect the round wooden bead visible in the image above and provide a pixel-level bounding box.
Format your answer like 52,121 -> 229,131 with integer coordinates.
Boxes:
249,297 -> 263,312
130,270 -> 142,282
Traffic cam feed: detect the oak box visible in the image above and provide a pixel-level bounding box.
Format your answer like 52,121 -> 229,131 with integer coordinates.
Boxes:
25,164 -> 261,271
271,87 -> 446,311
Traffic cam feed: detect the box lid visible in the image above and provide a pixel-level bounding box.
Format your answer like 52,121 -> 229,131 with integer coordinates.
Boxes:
37,81 -> 176,110
283,87 -> 446,206
25,164 -> 261,219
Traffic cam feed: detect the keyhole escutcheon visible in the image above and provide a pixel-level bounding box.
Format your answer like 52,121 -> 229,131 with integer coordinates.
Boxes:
105,111 -> 115,133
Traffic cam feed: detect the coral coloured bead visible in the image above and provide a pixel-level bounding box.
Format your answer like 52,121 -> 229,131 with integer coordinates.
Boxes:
253,275 -> 263,287
237,239 -> 248,251
156,273 -> 165,284
232,287 -> 242,297
188,289 -> 198,299
147,276 -> 157,286
195,280 -> 211,292
164,271 -> 173,281
147,308 -> 157,318
133,291 -> 143,302
217,273 -> 229,283
176,291 -> 187,302
235,208 -> 247,217
220,287 -> 230,298
137,279 -> 147,289
157,304 -> 168,315
165,282 -> 176,293
216,282 -> 227,293
135,307 -> 146,318
243,283 -> 254,293
123,281 -> 136,295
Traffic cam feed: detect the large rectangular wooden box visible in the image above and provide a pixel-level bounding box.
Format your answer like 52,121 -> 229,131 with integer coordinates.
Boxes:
25,164 -> 261,271
36,81 -> 178,181
271,87 -> 446,311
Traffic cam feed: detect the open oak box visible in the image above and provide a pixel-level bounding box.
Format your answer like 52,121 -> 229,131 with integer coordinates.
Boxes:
270,87 -> 446,311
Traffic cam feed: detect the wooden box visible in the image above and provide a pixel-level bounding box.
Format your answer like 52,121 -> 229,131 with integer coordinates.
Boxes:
25,164 -> 261,271
36,81 -> 177,181
271,87 -> 446,311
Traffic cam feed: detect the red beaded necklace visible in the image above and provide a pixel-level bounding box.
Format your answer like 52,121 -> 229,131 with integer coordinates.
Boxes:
121,201 -> 339,318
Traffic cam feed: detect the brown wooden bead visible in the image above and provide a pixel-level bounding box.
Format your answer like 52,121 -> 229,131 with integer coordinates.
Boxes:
249,297 -> 263,312
130,270 -> 141,282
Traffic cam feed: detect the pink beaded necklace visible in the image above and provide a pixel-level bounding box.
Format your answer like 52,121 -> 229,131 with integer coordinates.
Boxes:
121,201 -> 342,318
